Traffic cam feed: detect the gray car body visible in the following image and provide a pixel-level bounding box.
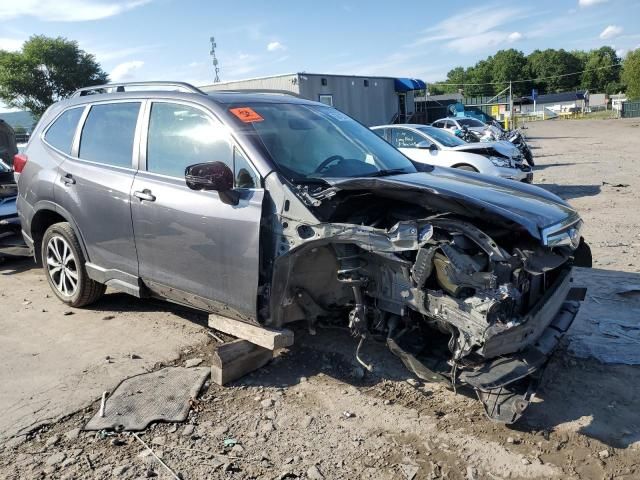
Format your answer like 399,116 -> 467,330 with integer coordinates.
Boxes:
18,87 -> 588,423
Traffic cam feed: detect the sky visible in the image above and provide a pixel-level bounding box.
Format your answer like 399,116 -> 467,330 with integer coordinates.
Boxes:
0,0 -> 639,107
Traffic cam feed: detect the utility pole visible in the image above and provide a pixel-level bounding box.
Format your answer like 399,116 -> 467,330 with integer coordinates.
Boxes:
210,36 -> 220,83
509,80 -> 514,129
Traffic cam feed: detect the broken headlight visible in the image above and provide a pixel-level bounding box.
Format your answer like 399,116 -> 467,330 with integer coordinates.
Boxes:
488,156 -> 513,168
541,217 -> 582,249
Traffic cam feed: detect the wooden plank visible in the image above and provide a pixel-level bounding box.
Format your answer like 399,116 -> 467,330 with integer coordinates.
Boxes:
211,339 -> 273,385
208,314 -> 294,350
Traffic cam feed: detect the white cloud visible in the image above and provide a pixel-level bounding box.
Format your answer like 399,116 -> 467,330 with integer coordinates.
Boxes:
90,44 -> 158,62
600,25 -> 623,40
219,52 -> 260,79
0,38 -> 23,51
507,31 -> 523,42
0,0 -> 151,22
267,41 -> 285,52
616,48 -> 627,58
579,0 -> 608,7
408,6 -> 532,53
110,60 -> 144,81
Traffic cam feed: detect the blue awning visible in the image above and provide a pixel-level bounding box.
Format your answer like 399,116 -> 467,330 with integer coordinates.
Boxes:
394,78 -> 426,92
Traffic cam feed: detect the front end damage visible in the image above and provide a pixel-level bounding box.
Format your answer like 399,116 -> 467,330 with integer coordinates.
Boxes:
260,172 -> 589,424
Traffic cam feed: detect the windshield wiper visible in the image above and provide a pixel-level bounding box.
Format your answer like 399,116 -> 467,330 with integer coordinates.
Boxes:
357,168 -> 410,178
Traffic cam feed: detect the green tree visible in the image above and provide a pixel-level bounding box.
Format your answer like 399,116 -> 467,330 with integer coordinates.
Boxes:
581,46 -> 622,94
0,35 -> 108,117
526,49 -> 584,93
622,49 -> 640,99
487,49 -> 529,96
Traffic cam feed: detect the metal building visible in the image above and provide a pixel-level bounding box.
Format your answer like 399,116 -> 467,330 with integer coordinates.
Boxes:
200,73 -> 425,126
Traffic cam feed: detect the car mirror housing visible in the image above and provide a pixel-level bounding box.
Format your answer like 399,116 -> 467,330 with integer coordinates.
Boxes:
185,162 -> 233,191
185,161 -> 239,205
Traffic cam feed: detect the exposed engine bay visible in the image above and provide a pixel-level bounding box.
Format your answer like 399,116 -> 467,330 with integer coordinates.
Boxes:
259,172 -> 590,424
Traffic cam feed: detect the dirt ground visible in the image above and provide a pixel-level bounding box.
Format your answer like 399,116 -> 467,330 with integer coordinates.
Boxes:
1,118 -> 639,480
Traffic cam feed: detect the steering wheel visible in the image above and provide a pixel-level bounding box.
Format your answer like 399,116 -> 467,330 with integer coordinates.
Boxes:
313,155 -> 344,174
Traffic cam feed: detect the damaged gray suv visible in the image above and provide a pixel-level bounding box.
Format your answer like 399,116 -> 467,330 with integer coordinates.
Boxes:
17,82 -> 591,423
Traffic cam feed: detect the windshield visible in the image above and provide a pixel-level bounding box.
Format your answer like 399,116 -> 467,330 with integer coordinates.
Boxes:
228,103 -> 416,180
458,118 -> 485,128
416,126 -> 466,148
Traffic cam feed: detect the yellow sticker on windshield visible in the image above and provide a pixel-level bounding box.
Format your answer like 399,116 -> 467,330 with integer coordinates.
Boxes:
230,107 -> 264,123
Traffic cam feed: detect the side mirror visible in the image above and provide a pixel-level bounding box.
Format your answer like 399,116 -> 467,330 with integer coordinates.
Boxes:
185,161 -> 239,205
417,141 -> 437,151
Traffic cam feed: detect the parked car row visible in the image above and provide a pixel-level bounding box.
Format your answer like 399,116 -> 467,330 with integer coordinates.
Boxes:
431,116 -> 535,167
372,124 -> 532,183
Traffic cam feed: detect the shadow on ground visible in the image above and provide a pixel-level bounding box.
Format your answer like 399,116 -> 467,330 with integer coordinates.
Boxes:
0,257 -> 209,326
0,257 -> 37,275
537,183 -> 601,200
520,355 -> 640,448
526,136 -> 587,140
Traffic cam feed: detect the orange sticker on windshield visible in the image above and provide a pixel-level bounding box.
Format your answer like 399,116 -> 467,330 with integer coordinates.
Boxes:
230,107 -> 264,123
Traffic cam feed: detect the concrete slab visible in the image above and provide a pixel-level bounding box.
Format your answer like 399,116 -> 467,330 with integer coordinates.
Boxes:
0,259 -> 208,442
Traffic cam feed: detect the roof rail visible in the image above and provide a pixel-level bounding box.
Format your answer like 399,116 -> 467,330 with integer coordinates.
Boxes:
209,89 -> 301,98
71,81 -> 206,98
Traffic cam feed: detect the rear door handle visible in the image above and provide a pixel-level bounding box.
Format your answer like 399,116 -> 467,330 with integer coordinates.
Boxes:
61,173 -> 75,185
133,189 -> 156,202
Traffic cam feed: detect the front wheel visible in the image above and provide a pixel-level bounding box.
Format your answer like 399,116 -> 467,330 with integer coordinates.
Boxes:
41,222 -> 105,307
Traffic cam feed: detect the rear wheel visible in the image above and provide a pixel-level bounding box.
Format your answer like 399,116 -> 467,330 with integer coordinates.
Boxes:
454,165 -> 479,172
41,222 -> 105,307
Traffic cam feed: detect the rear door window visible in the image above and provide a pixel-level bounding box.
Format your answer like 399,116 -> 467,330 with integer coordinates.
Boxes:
79,102 -> 140,168
44,107 -> 84,154
391,128 -> 422,148
458,118 -> 484,127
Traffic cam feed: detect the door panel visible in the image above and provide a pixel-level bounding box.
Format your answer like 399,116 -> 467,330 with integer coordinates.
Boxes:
54,101 -> 141,275
131,173 -> 263,321
131,101 -> 263,321
55,159 -> 138,274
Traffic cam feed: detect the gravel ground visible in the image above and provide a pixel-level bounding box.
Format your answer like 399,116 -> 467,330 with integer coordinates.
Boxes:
0,118 -> 639,480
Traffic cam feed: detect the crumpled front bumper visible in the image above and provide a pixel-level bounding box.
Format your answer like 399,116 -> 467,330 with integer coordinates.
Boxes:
388,268 -> 583,424
460,300 -> 580,423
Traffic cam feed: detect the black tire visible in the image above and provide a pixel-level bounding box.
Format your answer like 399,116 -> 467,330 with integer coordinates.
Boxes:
41,222 -> 105,307
524,147 -> 534,167
454,165 -> 479,172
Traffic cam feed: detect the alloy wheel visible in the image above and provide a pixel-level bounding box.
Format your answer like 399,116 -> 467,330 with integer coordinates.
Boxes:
46,235 -> 79,297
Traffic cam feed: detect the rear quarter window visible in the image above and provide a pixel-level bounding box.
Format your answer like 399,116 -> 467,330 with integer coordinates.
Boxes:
44,107 -> 84,154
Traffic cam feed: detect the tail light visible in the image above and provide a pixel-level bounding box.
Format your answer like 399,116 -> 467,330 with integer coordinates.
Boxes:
13,153 -> 28,173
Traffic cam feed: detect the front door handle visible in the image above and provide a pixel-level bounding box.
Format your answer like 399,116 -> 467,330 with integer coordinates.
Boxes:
61,173 -> 75,185
133,189 -> 156,202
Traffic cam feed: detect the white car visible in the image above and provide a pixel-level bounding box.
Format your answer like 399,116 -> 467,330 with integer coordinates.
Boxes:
432,116 -> 501,137
372,124 -> 532,183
